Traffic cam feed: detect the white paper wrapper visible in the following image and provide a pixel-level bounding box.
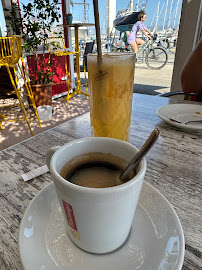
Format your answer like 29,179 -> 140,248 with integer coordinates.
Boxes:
21,165 -> 49,181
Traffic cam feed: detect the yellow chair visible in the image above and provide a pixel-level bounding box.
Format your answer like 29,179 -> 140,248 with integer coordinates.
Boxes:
48,37 -> 88,109
0,35 -> 42,135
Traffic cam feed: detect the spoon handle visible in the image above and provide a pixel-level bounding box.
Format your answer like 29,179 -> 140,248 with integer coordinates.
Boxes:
169,118 -> 202,125
120,128 -> 160,182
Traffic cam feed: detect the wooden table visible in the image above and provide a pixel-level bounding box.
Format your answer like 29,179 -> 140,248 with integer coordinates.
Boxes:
0,94 -> 201,269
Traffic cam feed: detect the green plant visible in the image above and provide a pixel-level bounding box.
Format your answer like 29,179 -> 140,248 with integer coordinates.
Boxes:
22,0 -> 61,84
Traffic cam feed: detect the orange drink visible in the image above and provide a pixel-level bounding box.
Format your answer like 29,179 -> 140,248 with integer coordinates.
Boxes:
87,53 -> 135,142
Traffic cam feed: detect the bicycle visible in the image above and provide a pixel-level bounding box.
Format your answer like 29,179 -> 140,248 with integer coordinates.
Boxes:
114,37 -> 168,70
155,34 -> 177,55
112,42 -> 130,52
157,42 -> 177,55
136,38 -> 168,69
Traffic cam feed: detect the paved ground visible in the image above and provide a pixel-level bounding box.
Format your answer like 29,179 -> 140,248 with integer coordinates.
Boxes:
0,51 -> 175,150
133,50 -> 175,95
134,62 -> 173,95
81,50 -> 175,96
0,94 -> 90,150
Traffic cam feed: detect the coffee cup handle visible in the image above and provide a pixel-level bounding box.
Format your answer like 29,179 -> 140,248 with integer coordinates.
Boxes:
46,146 -> 60,170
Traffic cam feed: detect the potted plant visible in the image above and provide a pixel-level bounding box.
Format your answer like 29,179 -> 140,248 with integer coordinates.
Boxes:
21,0 -> 61,106
65,13 -> 73,24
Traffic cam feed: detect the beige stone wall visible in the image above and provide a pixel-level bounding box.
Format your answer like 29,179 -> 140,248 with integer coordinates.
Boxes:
171,0 -> 202,92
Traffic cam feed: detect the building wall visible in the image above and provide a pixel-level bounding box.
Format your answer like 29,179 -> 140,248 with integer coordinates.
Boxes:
171,0 -> 202,92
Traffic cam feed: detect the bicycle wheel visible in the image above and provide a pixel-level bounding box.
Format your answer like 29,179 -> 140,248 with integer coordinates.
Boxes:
145,47 -> 168,69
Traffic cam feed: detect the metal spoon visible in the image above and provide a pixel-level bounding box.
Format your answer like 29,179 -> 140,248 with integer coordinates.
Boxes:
119,128 -> 160,183
169,118 -> 202,125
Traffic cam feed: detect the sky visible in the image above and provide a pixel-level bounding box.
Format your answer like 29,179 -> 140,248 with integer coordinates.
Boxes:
0,0 -> 183,35
73,0 -> 183,34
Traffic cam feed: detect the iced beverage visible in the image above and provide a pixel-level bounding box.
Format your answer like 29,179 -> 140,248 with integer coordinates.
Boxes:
87,53 -> 135,142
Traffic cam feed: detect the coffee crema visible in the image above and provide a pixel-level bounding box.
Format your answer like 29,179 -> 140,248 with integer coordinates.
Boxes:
60,152 -> 136,188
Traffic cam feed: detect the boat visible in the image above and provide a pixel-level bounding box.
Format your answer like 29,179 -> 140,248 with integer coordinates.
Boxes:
113,10 -> 140,32
113,0 -> 148,32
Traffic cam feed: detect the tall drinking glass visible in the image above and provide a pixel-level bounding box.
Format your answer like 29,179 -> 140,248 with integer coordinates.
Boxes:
87,53 -> 135,142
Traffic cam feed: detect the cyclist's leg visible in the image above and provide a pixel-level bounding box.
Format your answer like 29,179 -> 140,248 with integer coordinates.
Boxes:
130,41 -> 138,53
136,38 -> 146,53
136,38 -> 145,46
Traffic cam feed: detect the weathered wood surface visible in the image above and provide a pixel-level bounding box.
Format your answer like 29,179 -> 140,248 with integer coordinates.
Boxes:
0,94 -> 201,269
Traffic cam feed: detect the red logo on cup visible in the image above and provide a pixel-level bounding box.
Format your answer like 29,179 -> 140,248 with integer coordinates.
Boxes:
62,200 -> 78,231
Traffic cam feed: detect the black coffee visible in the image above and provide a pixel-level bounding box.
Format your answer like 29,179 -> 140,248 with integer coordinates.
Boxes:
60,152 -> 136,188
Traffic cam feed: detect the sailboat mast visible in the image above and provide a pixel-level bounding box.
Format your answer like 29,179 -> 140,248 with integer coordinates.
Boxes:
168,0 -> 174,29
150,8 -> 157,28
163,0 -> 169,31
130,0 -> 133,11
135,0 -> 139,11
155,0 -> 160,32
173,0 -> 180,29
158,2 -> 165,27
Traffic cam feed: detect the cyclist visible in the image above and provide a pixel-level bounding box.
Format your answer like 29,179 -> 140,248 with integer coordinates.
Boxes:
127,11 -> 153,53
122,31 -> 129,46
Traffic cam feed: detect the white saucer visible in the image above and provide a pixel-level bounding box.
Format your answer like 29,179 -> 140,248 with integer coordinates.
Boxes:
19,182 -> 185,270
157,104 -> 202,131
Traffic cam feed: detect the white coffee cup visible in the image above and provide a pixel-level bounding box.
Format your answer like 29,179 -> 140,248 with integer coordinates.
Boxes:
46,137 -> 147,254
